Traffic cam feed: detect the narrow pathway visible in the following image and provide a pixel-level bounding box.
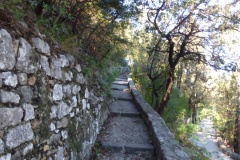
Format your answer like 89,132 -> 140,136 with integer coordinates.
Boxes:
91,73 -> 155,160
190,117 -> 232,160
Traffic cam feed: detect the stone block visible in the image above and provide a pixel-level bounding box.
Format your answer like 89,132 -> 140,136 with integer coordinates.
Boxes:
63,71 -> 73,82
22,143 -> 33,156
0,29 -> 16,70
63,84 -> 72,98
59,54 -> 69,67
0,108 -> 23,129
50,56 -> 62,80
16,38 -> 39,74
22,103 -> 35,121
16,86 -> 33,103
0,138 -> 4,154
51,102 -> 70,119
0,154 -> 11,160
56,146 -> 64,160
17,73 -> 28,85
32,37 -> 50,56
75,64 -> 81,72
0,90 -> 20,104
75,73 -> 85,84
72,84 -> 81,95
53,84 -> 63,101
5,123 -> 34,149
56,117 -> 68,129
1,72 -> 18,87
40,55 -> 51,76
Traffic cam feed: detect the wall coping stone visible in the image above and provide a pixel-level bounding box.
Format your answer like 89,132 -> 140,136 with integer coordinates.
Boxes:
128,76 -> 190,160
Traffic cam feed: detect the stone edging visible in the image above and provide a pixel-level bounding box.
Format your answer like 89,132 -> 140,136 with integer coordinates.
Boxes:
128,77 -> 190,160
217,139 -> 240,160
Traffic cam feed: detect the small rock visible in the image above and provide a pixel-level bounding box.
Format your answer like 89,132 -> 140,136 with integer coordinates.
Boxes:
22,143 -> 33,156
50,56 -> 62,80
16,86 -> 33,103
72,84 -> 81,95
56,146 -> 64,160
50,123 -> 56,131
75,64 -> 81,72
40,55 -> 51,76
22,103 -> 35,121
0,138 -> 4,154
17,73 -> 28,85
75,73 -> 85,84
28,75 -> 37,85
0,90 -> 20,104
61,130 -> 68,140
82,99 -> 87,110
63,84 -> 72,98
63,71 -> 73,81
32,37 -> 50,56
43,145 -> 49,152
13,39 -> 19,56
59,54 -> 69,67
1,71 -> 18,87
52,84 -> 63,101
85,88 -> 89,99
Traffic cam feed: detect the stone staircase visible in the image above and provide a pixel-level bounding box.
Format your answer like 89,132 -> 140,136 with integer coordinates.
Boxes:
91,73 -> 155,159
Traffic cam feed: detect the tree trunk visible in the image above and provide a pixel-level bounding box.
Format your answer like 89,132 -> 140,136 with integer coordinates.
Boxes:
157,67 -> 175,115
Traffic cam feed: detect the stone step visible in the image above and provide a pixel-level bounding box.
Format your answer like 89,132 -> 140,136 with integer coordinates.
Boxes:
101,142 -> 154,153
109,100 -> 139,114
111,90 -> 132,101
110,111 -> 141,117
97,116 -> 152,145
111,84 -> 129,91
112,81 -> 129,85
115,78 -> 127,81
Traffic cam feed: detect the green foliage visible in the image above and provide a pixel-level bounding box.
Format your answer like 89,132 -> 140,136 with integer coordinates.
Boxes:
0,0 -> 25,19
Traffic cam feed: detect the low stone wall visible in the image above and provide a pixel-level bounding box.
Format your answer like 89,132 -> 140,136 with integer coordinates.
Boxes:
217,139 -> 240,160
0,28 -> 108,159
128,77 -> 190,160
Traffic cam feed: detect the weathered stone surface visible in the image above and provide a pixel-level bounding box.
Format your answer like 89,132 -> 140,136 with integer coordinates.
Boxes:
16,86 -> 33,103
40,55 -> 51,76
11,151 -> 21,160
50,123 -> 56,131
72,84 -> 81,95
56,117 -> 68,128
0,74 -> 2,87
13,39 -> 19,55
70,96 -> 77,108
53,84 -> 63,101
1,72 -> 18,87
0,154 -> 11,160
59,54 -> 69,67
63,84 -> 72,98
82,99 -> 87,110
22,103 -> 35,121
89,93 -> 99,105
22,143 -> 33,156
0,138 -> 4,154
56,146 -> 64,160
75,64 -> 81,72
0,29 -> 16,70
85,88 -> 89,99
17,73 -> 28,85
63,71 -> 73,81
5,123 -> 34,149
75,73 -> 85,84
61,130 -> 68,139
0,90 -> 20,104
32,37 -> 50,56
48,134 -> 61,145
0,108 -> 23,129
28,75 -> 37,85
16,38 -> 38,74
51,102 -> 70,119
50,56 -> 62,80
65,54 -> 75,67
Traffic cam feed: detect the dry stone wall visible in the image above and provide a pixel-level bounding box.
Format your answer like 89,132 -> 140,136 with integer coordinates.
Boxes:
0,28 -> 108,160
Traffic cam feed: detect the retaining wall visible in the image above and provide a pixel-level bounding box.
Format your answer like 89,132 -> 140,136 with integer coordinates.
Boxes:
128,77 -> 190,160
0,28 -> 108,160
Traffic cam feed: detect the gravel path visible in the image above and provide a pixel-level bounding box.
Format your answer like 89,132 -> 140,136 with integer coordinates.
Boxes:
190,117 -> 232,160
